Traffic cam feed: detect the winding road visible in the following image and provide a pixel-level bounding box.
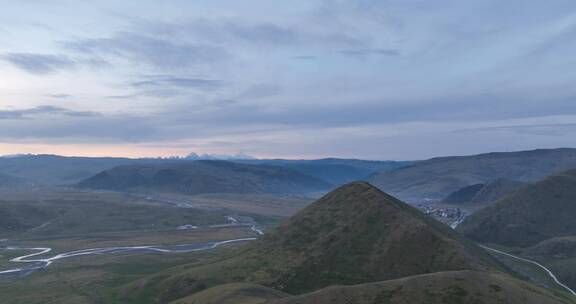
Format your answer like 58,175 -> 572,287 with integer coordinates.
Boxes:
449,214 -> 576,296
480,245 -> 576,296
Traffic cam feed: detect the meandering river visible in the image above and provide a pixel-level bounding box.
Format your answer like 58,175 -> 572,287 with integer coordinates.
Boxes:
0,219 -> 262,280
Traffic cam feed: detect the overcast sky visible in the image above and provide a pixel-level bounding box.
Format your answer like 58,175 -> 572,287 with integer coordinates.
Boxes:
0,0 -> 575,160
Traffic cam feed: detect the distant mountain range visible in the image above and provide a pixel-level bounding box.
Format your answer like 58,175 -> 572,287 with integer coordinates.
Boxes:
184,152 -> 256,160
369,148 -> 576,201
0,154 -> 408,188
237,158 -> 410,185
125,182 -> 572,304
6,148 -> 576,198
0,154 -> 162,186
77,160 -> 332,195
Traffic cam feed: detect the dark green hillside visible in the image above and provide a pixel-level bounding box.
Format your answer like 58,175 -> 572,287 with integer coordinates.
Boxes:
526,236 -> 576,259
170,283 -> 289,304
126,182 -> 502,303
270,270 -> 575,304
0,193 -> 230,238
0,201 -> 60,233
78,160 -> 332,195
468,178 -> 526,205
442,178 -> 526,205
441,183 -> 484,204
458,169 -> 576,247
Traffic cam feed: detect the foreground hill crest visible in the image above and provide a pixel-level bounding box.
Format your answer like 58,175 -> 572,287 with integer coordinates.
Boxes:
139,182 -> 501,302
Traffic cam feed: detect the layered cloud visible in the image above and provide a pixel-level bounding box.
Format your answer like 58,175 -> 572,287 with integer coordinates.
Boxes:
0,0 -> 575,158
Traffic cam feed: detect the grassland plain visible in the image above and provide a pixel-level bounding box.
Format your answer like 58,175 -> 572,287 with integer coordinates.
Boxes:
0,249 -> 30,268
0,246 -> 241,304
0,190 -> 290,239
6,227 -> 258,252
0,226 -> 261,304
0,189 -> 289,304
150,193 -> 314,217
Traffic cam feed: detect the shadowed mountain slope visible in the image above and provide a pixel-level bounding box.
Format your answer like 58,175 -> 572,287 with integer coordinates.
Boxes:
458,169 -> 576,247
78,160 -> 332,195
369,148 -> 576,201
442,178 -> 526,205
468,178 -> 526,205
441,183 -> 485,204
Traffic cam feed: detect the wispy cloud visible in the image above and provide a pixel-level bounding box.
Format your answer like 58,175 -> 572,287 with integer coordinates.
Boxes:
339,48 -> 400,59
139,18 -> 366,48
0,106 -> 100,120
130,76 -> 225,91
64,32 -> 230,70
47,94 -> 73,99
2,53 -> 75,74
292,55 -> 318,60
0,0 -> 575,158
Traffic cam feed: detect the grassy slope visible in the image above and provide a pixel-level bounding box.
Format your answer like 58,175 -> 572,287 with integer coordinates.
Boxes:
270,270 -> 576,304
524,236 -> 576,290
370,148 -> 576,201
0,249 -> 31,269
121,182 -> 504,303
458,169 -> 576,247
0,248 -> 235,304
170,283 -> 289,304
0,189 -> 288,304
441,178 -> 526,205
0,192 -> 231,238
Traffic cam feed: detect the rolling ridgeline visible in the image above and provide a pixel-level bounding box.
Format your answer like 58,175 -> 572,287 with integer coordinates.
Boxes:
77,160 -> 332,195
122,182 -> 574,304
0,154 -> 406,189
370,148 -> 576,201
